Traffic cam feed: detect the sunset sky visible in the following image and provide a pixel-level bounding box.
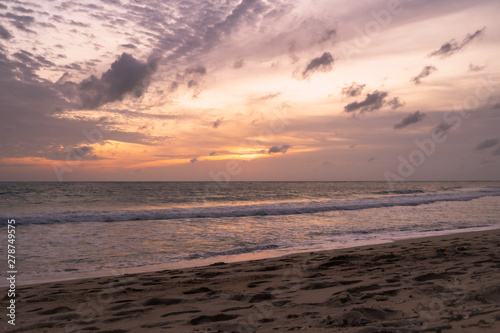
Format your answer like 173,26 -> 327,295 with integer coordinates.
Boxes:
1,0 -> 499,181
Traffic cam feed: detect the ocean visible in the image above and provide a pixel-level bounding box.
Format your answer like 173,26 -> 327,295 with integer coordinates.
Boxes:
1,181 -> 500,286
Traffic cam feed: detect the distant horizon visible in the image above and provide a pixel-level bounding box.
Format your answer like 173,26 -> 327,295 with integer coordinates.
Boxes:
2,180 -> 500,183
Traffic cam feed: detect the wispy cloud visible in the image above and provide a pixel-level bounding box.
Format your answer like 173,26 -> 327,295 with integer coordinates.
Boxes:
475,138 -> 499,151
429,28 -> 485,58
341,82 -> 365,97
411,65 -> 437,85
394,111 -> 425,129
213,118 -> 223,128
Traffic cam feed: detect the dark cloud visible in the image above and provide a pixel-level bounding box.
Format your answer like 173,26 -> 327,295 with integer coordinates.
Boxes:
0,4 -> 7,10
169,81 -> 179,92
213,118 -> 223,128
38,22 -> 56,28
429,28 -> 485,58
4,12 -> 35,32
341,82 -> 365,97
35,55 -> 55,67
12,6 -> 34,14
469,64 -> 485,72
387,97 -> 404,110
367,156 -> 375,163
78,53 -> 158,109
302,52 -> 333,78
0,24 -> 12,39
319,29 -> 336,43
394,111 -> 425,129
434,121 -> 453,135
209,151 -> 217,156
65,62 -> 82,70
69,20 -> 90,27
190,157 -> 198,163
493,147 -> 500,156
65,146 -> 103,161
268,144 -> 291,154
185,65 -> 206,75
187,79 -> 197,88
204,0 -> 271,47
121,43 -> 137,49
475,138 -> 499,151
0,28 -> 172,164
344,90 -> 388,113
101,0 -> 121,5
11,50 -> 55,72
233,58 -> 244,69
411,65 -> 437,85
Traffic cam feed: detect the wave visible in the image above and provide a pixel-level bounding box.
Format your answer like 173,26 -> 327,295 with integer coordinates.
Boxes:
372,189 -> 425,195
2,188 -> 500,225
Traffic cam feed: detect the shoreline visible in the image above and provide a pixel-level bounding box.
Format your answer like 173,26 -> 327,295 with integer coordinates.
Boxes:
5,229 -> 500,332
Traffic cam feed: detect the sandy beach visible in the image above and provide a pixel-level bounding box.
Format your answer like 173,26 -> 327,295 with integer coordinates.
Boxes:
4,229 -> 500,332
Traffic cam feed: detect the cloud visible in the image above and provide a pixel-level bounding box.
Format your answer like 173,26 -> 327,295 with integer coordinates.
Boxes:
387,97 -> 404,110
474,138 -> 499,151
69,20 -> 90,28
429,28 -> 485,58
121,43 -> 136,49
411,65 -> 437,85
213,118 -> 223,128
341,82 -> 365,97
367,156 -> 375,163
344,90 -> 388,113
268,144 -> 291,154
12,6 -> 34,14
233,58 -> 244,69
257,92 -> 281,101
394,111 -> 425,129
4,12 -> 35,32
65,146 -> 103,161
185,65 -> 206,75
78,53 -> 158,109
0,24 -> 12,39
493,147 -> 500,156
209,151 -> 217,156
203,0 -> 271,47
302,52 -> 333,78
433,121 -> 453,137
469,64 -> 485,72
190,157 -> 198,163
319,29 -> 336,43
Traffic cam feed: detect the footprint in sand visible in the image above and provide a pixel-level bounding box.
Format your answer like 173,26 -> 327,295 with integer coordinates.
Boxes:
189,314 -> 239,325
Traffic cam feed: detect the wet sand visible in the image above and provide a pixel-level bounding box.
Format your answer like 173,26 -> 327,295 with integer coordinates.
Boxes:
4,229 -> 500,332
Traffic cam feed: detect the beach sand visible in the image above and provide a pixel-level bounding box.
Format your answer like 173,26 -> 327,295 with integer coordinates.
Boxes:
4,229 -> 500,332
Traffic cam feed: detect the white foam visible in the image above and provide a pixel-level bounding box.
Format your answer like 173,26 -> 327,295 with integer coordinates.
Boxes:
2,188 -> 500,225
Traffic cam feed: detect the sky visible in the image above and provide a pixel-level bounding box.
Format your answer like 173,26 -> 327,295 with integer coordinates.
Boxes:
0,0 -> 499,181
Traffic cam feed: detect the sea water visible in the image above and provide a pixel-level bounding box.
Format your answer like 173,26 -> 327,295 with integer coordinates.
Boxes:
1,181 -> 499,285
